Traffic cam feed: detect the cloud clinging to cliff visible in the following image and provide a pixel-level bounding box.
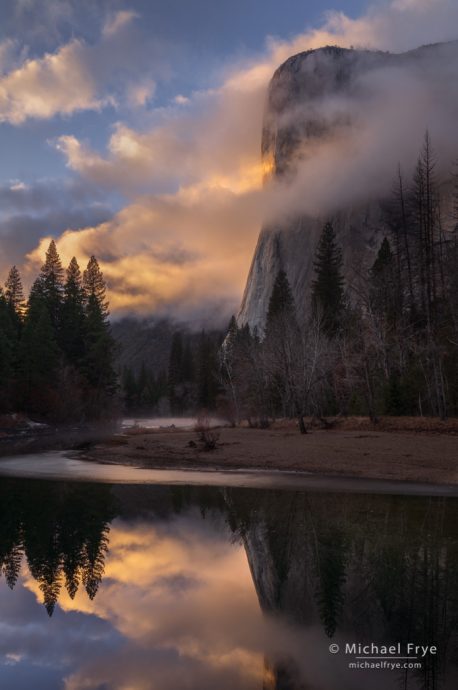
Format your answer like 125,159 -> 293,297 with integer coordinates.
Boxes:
14,0 -> 458,322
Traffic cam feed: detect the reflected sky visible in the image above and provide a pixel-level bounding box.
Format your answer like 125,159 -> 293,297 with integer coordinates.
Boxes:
2,507 -> 266,690
0,481 -> 457,690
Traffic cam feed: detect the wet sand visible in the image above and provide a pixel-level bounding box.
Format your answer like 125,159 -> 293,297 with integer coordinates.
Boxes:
82,425 -> 458,486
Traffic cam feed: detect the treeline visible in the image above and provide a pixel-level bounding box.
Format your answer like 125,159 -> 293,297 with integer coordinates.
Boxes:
222,134 -> 458,429
0,241 -> 117,422
121,330 -> 224,415
0,478 -> 115,615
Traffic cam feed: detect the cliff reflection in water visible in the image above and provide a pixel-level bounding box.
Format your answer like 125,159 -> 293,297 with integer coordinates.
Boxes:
224,488 -> 458,690
0,479 -> 457,690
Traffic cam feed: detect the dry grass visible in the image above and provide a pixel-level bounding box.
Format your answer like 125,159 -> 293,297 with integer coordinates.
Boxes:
268,416 -> 458,435
194,414 -> 220,451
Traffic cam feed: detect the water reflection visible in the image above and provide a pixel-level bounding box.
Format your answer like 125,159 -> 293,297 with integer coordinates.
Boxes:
0,479 -> 457,689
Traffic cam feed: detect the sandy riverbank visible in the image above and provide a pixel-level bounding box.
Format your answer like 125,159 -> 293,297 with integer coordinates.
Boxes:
82,420 -> 458,486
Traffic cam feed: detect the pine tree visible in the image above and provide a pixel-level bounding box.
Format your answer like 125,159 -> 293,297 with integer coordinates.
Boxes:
61,257 -> 86,364
265,269 -> 295,334
315,528 -> 347,638
4,265 -> 25,325
82,257 -> 117,408
83,255 -> 109,318
18,278 -> 60,412
311,222 -> 345,336
264,269 -> 300,422
0,290 -> 16,409
40,240 -> 64,331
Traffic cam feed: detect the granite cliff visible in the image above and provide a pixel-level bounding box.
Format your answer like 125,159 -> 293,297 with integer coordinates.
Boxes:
238,42 -> 458,333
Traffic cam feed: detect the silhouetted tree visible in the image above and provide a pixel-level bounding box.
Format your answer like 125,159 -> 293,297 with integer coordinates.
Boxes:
82,256 -> 117,415
61,257 -> 86,364
18,278 -> 60,413
39,240 -> 65,332
4,265 -> 25,330
311,222 -> 345,336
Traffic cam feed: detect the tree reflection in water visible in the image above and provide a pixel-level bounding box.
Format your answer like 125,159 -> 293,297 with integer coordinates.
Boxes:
0,479 -> 456,690
0,479 -> 116,615
222,489 -> 458,690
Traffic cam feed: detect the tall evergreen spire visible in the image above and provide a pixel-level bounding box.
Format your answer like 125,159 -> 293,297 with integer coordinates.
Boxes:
4,266 -> 25,319
81,256 -> 116,404
83,256 -> 109,317
265,269 -> 296,335
61,257 -> 86,363
40,240 -> 64,330
311,222 -> 345,336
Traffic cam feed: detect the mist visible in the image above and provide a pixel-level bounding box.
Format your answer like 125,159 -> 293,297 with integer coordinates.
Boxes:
264,40 -> 458,226
14,0 -> 458,324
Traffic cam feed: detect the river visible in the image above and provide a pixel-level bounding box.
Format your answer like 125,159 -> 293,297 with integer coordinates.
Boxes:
0,453 -> 456,689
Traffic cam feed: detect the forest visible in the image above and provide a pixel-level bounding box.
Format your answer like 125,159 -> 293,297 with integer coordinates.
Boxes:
0,241 -> 117,422
1,134 -> 457,428
221,134 -> 458,431
120,328 -> 224,417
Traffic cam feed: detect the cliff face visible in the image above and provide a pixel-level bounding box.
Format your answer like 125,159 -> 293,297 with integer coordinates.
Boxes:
237,42 -> 458,333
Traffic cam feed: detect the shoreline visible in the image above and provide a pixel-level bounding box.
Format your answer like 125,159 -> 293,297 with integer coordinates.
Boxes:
79,423 -> 458,487
0,451 -> 455,495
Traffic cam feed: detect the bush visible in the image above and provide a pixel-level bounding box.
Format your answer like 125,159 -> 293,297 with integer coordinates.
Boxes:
194,413 -> 220,451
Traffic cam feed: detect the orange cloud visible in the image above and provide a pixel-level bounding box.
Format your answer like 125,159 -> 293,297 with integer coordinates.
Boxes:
22,517 -> 265,690
0,40 -> 105,124
24,0 -> 458,321
25,180 -> 263,321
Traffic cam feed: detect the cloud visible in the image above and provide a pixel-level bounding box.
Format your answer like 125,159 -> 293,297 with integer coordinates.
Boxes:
16,513 -> 385,690
0,39 -> 107,124
25,184 -> 261,322
21,515 -> 265,690
126,78 -> 156,107
0,7 -> 165,124
174,94 -> 190,105
0,178 -> 113,279
102,10 -> 139,38
21,0 -> 458,321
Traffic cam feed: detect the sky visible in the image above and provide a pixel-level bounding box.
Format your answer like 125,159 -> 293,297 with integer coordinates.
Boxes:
1,0 -> 458,324
0,510 -> 385,690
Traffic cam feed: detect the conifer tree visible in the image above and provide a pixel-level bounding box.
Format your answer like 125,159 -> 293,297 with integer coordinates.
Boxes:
83,255 -> 109,317
40,240 -> 64,331
315,528 -> 348,638
18,278 -> 60,412
265,269 -> 295,334
82,257 -> 116,404
0,290 -> 16,409
61,257 -> 86,364
264,269 -> 300,423
311,222 -> 345,336
4,265 -> 25,325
